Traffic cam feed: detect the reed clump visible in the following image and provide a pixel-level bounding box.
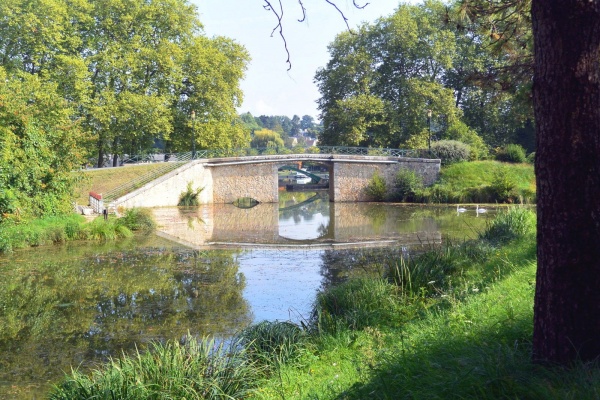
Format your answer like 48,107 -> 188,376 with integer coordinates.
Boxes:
238,320 -> 307,371
49,336 -> 259,399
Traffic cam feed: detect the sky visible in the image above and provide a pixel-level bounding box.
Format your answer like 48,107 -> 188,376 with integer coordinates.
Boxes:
190,1 -> 406,120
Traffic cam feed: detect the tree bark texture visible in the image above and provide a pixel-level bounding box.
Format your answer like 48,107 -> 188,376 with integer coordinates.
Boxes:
532,0 -> 600,363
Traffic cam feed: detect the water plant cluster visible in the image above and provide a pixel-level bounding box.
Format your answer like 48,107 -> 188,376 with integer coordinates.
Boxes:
0,208 -> 156,253
47,208 -> 599,399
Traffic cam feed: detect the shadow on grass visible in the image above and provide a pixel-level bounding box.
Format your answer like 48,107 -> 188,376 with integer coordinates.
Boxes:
336,277 -> 600,399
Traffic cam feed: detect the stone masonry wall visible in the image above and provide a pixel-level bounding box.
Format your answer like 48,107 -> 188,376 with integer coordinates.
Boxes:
331,157 -> 440,202
210,162 -> 278,203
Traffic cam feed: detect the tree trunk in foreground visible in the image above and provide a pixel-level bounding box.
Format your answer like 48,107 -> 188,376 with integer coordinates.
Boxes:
532,0 -> 600,363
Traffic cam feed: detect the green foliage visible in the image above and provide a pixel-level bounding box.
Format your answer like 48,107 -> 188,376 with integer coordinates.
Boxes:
238,321 -> 306,370
496,144 -> 527,163
431,140 -> 471,165
316,1 -> 533,150
250,128 -> 285,149
444,121 -> 489,159
312,278 -> 402,334
178,182 -> 204,206
365,171 -> 388,201
49,336 -> 259,399
490,166 -> 518,202
480,207 -> 536,244
390,168 -> 423,202
0,0 -> 250,167
117,208 -> 156,231
0,209 -> 157,253
420,161 -> 535,204
0,214 -> 84,252
0,68 -> 86,220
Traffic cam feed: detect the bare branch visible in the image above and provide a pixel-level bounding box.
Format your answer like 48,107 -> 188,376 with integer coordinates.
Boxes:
297,0 -> 307,22
263,0 -> 292,70
324,0 -> 350,30
353,1 -> 369,10
264,0 -> 369,69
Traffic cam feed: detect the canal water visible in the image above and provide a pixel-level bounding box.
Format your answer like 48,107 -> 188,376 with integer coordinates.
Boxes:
0,194 -> 500,398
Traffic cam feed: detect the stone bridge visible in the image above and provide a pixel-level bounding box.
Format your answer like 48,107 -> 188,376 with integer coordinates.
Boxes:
110,153 -> 440,209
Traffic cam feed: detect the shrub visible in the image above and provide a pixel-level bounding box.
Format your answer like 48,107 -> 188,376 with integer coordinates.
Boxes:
365,171 -> 388,201
490,167 -> 518,203
49,337 -> 259,400
431,140 -> 471,165
117,207 -> 156,231
178,182 -> 204,206
480,207 -> 536,244
496,144 -> 527,163
391,168 -> 423,202
238,321 -> 306,370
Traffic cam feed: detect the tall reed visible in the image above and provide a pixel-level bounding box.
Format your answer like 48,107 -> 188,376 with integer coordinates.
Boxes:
238,320 -> 306,371
49,336 -> 259,399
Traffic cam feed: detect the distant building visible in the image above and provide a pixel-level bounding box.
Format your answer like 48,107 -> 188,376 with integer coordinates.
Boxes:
305,138 -> 318,147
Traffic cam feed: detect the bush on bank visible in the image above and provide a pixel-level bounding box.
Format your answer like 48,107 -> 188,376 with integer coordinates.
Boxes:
0,208 -> 155,253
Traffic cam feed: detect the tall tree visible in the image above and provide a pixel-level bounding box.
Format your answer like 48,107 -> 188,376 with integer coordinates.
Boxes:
532,0 -> 600,364
0,0 -> 250,168
0,68 -> 86,219
316,2 -> 467,148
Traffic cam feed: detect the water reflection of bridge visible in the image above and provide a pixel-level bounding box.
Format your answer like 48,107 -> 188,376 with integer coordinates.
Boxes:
152,198 -> 442,250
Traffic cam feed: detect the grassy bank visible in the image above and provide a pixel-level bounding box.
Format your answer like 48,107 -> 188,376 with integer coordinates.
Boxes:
49,208 -> 600,399
421,160 -> 536,204
0,208 -> 155,253
74,164 -> 167,204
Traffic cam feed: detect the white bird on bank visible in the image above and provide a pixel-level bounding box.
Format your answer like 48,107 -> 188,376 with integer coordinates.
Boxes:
457,205 -> 467,213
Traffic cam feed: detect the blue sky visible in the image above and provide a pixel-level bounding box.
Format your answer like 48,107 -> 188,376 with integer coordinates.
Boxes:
191,1 -> 406,120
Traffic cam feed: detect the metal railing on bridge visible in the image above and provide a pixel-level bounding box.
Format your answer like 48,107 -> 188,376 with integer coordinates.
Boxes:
101,146 -> 428,202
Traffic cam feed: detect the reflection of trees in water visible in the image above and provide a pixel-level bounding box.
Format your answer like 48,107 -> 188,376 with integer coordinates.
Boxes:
279,192 -> 330,224
0,247 -> 250,396
319,247 -> 407,288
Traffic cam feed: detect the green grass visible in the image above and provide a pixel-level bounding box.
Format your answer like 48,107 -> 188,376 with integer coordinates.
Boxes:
251,209 -> 597,399
49,336 -> 260,400
238,321 -> 308,372
0,208 -> 155,253
421,160 -> 536,204
74,164 -> 167,204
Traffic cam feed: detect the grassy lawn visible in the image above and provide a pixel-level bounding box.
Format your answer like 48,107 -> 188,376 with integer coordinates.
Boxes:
74,164 -> 167,204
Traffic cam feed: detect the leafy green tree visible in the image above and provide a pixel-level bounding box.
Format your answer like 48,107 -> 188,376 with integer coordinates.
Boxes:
0,68 -> 86,220
316,1 -> 463,148
250,128 -> 284,149
240,112 -> 262,133
316,0 -> 533,151
301,115 -> 315,130
0,0 -> 250,168
291,114 -> 301,136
